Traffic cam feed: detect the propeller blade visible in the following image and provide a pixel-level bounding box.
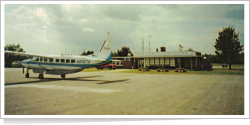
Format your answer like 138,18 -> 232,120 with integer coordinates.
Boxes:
23,67 -> 24,74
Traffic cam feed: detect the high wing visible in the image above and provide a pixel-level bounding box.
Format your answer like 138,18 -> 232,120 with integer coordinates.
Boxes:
5,51 -> 55,70
5,51 -> 54,58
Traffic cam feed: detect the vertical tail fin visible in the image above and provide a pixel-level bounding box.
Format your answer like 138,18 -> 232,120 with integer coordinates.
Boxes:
96,34 -> 113,60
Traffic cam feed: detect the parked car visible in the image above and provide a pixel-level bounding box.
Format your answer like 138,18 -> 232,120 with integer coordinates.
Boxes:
96,64 -> 116,70
12,61 -> 22,67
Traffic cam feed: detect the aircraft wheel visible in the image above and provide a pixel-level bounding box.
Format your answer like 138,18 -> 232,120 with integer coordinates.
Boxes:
101,68 -> 103,70
113,68 -> 116,70
97,67 -> 100,70
61,74 -> 66,79
108,67 -> 112,70
25,73 -> 29,78
38,74 -> 44,79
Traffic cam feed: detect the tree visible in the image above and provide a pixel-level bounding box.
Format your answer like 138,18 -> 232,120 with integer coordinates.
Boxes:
187,48 -> 193,51
5,43 -> 25,52
5,44 -> 26,67
116,46 -> 133,57
81,50 -> 94,55
214,26 -> 244,69
112,52 -> 118,57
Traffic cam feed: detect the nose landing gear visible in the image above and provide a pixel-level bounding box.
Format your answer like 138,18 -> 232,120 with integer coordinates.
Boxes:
61,74 -> 66,79
25,69 -> 29,78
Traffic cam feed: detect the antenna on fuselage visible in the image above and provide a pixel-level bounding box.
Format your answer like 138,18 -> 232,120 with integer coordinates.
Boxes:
99,32 -> 109,52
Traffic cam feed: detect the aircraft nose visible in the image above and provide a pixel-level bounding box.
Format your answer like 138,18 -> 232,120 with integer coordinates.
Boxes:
21,59 -> 31,66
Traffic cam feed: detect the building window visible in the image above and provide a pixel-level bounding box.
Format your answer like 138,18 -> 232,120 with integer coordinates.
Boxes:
61,59 -> 65,63
117,61 -> 120,65
71,59 -> 75,63
121,60 -> 123,65
56,59 -> 60,63
50,58 -> 53,62
145,58 -> 150,66
150,58 -> 154,66
170,58 -> 175,66
155,58 -> 159,66
66,59 -> 70,63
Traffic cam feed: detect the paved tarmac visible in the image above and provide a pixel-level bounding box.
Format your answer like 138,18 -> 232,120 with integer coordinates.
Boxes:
4,68 -> 244,115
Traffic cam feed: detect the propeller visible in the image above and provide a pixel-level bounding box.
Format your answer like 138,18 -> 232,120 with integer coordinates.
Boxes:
23,67 -> 24,74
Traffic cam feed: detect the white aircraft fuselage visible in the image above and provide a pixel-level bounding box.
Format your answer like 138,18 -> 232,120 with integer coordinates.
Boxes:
21,53 -> 112,75
5,34 -> 113,78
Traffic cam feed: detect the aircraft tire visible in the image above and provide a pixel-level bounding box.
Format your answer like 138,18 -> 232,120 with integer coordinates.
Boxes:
108,67 -> 112,70
97,67 -> 100,70
61,74 -> 65,79
113,68 -> 116,70
101,68 -> 103,70
25,73 -> 29,78
39,74 -> 44,79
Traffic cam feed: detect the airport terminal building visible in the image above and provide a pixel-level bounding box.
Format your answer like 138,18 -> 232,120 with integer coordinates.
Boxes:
111,47 -> 203,70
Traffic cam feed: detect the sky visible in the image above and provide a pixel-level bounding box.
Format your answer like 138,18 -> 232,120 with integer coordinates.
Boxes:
3,3 -> 245,55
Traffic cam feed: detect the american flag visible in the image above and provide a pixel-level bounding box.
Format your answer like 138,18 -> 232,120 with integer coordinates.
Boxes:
179,44 -> 183,48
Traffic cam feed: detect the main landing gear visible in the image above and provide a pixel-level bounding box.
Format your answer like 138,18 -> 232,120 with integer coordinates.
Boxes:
25,68 -> 29,78
39,74 -> 44,79
61,74 -> 66,79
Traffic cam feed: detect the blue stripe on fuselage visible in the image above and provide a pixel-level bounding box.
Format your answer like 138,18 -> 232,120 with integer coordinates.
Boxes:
21,52 -> 113,68
21,59 -> 111,68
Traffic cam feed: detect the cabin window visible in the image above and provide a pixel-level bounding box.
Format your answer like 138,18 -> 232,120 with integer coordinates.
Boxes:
66,59 -> 70,63
50,58 -> 53,62
71,59 -> 75,63
44,58 -> 48,62
61,59 -> 65,63
56,59 -> 60,63
40,57 -> 44,62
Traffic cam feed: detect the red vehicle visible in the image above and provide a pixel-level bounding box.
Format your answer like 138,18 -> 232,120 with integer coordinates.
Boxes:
97,64 -> 116,70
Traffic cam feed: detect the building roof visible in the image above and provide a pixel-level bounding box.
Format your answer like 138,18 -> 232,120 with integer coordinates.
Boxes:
133,51 -> 201,58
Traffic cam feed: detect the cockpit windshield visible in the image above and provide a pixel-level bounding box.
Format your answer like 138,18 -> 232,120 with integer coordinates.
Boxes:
32,57 -> 38,61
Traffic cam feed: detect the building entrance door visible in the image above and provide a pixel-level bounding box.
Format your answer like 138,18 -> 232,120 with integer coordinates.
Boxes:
138,59 -> 144,68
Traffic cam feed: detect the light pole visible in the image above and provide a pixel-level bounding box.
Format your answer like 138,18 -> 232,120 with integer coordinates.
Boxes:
148,35 -> 151,52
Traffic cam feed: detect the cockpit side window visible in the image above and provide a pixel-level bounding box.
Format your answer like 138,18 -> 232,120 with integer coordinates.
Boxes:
44,58 -> 48,62
56,59 -> 59,63
35,57 -> 39,61
40,57 -> 44,62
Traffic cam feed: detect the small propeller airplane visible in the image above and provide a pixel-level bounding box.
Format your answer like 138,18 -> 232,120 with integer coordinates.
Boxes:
5,33 -> 113,79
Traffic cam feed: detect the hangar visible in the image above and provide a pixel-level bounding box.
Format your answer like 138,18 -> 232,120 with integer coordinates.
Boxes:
111,47 -> 203,70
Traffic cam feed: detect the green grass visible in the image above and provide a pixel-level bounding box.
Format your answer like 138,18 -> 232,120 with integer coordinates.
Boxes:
116,69 -> 244,75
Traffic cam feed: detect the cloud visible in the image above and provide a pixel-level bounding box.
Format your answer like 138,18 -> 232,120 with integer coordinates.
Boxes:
61,4 -> 82,13
83,28 -> 94,32
4,4 -> 245,55
33,7 -> 50,25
